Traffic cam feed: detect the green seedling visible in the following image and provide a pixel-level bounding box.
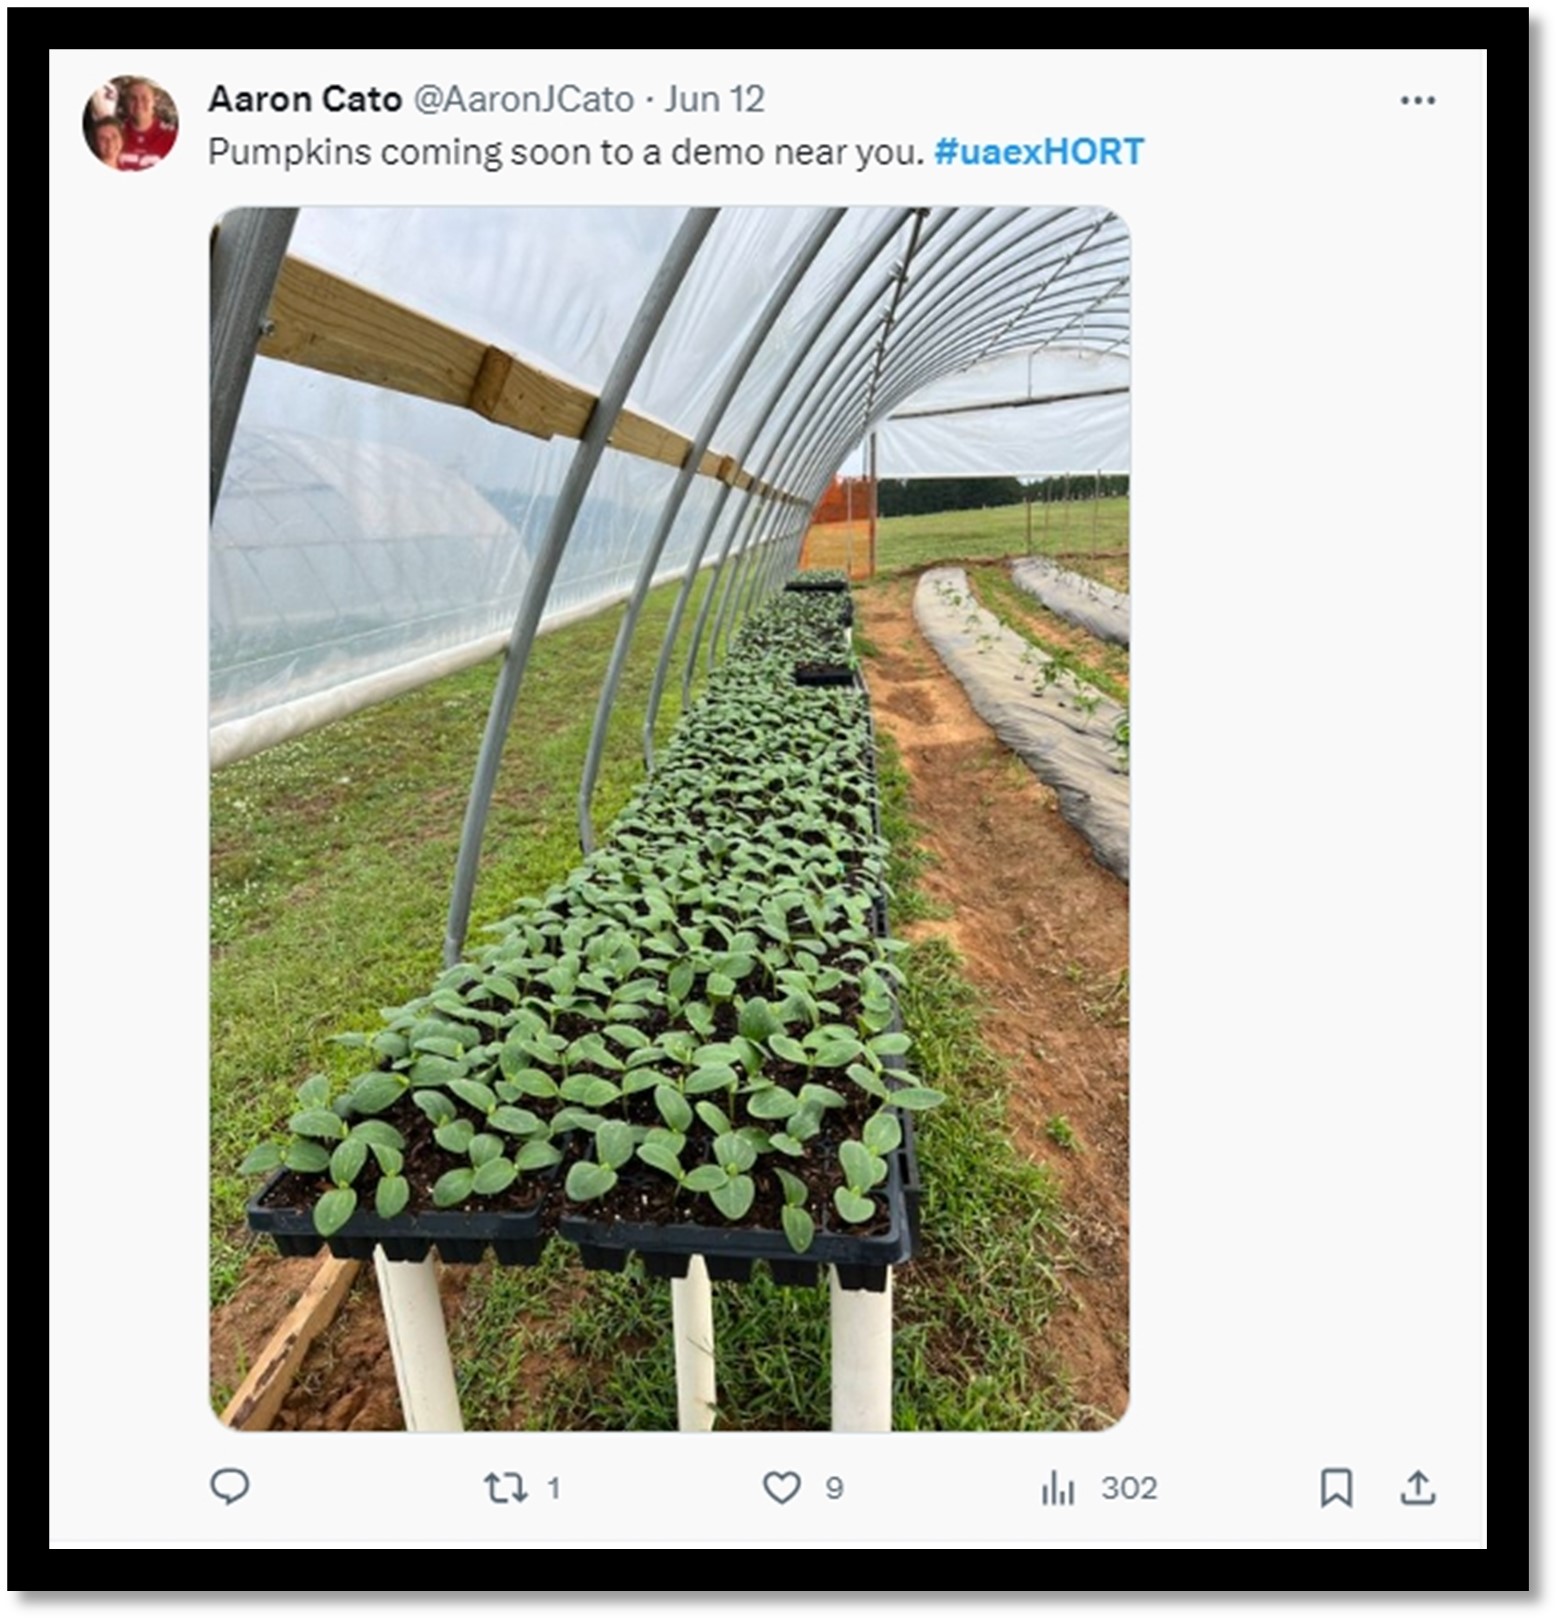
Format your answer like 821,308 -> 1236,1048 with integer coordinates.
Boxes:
833,1137 -> 888,1225
774,1166 -> 815,1254
564,1120 -> 637,1203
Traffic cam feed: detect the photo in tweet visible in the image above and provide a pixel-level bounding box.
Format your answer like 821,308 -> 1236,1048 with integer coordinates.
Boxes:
208,203 -> 1131,1434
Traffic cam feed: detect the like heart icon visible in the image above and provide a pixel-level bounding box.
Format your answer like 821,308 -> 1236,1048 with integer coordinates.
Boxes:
762,1470 -> 801,1505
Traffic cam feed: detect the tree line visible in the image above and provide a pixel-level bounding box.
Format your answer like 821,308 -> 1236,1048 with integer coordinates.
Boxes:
876,475 -> 1129,517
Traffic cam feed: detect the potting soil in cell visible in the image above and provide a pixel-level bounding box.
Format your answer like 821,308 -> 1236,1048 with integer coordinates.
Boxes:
1009,557 -> 1130,648
914,566 -> 1129,883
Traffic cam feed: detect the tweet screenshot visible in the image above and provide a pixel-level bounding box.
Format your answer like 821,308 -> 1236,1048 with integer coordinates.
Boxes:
48,43 -> 1493,1565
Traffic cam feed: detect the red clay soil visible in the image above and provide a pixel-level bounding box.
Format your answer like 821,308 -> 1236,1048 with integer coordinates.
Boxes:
862,572 -> 1130,1420
213,567 -> 1129,1428
211,1255 -> 410,1430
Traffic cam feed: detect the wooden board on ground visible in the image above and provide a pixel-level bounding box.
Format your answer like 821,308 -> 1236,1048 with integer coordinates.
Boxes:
219,1257 -> 361,1431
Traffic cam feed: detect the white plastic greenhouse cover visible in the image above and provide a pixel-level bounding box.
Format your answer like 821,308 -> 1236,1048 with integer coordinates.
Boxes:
211,204 -> 1130,762
874,349 -> 1129,479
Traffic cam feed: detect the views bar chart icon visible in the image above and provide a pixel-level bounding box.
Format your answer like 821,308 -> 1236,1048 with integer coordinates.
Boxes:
1041,1470 -> 1076,1507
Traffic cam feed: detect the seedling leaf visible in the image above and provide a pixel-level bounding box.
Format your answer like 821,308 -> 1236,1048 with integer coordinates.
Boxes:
314,1187 -> 358,1236
348,1118 -> 404,1149
710,1174 -> 755,1220
434,1119 -> 476,1155
432,1168 -> 476,1207
862,1112 -> 903,1156
636,1141 -> 684,1179
329,1138 -> 368,1187
655,1085 -> 693,1134
472,1157 -> 517,1196
781,1204 -> 815,1254
596,1120 -> 635,1170
489,1105 -> 543,1137
283,1140 -> 331,1175
887,1086 -> 946,1111
514,1139 -> 563,1172
413,1089 -> 457,1126
375,1175 -> 410,1219
566,1160 -> 618,1202
289,1109 -> 346,1141
449,1079 -> 497,1115
467,1132 -> 505,1167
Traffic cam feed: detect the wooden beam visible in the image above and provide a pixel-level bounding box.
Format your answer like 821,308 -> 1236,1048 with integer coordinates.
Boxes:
260,256 -> 482,409
256,253 -> 797,499
219,1258 -> 360,1431
470,345 -> 594,441
607,409 -> 697,471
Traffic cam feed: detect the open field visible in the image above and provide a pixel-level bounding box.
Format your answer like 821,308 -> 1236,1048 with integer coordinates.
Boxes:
875,498 -> 1129,591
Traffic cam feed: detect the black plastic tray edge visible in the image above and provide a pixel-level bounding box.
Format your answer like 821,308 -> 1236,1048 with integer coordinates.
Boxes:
247,1170 -> 549,1266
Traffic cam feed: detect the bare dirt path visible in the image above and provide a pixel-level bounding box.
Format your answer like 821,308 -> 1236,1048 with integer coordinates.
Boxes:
861,571 -> 1130,1419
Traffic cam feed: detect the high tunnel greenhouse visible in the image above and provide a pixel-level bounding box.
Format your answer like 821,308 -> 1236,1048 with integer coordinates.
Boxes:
212,204 -> 1131,1433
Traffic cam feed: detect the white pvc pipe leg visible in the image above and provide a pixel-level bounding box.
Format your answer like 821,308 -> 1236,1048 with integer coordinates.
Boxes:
830,1266 -> 894,1432
374,1248 -> 463,1432
670,1255 -> 717,1431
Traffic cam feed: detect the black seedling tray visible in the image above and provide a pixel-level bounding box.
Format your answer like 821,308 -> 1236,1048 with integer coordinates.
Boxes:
247,1169 -> 549,1266
557,1130 -> 917,1293
794,663 -> 855,687
783,578 -> 848,593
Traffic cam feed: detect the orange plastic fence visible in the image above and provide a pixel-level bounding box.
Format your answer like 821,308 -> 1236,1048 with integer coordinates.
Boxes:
799,520 -> 874,580
811,475 -> 874,526
801,476 -> 876,578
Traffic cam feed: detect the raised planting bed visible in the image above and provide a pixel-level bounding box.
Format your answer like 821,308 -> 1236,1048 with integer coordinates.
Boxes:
243,589 -> 942,1287
915,566 -> 1128,881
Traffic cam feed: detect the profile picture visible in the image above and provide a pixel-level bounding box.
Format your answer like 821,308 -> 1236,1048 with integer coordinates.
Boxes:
84,75 -> 178,172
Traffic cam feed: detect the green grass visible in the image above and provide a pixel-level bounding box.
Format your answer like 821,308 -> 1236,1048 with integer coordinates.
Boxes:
876,498 -> 1129,589
1045,1115 -> 1079,1151
215,570 -> 1096,1430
